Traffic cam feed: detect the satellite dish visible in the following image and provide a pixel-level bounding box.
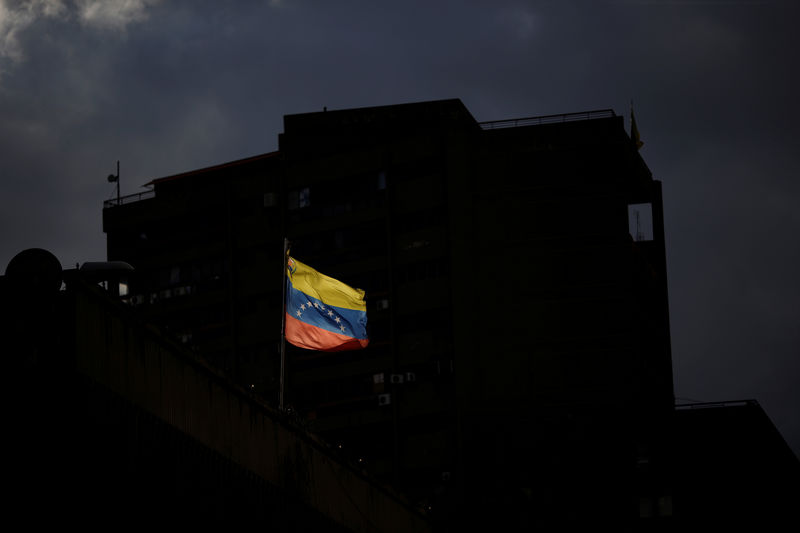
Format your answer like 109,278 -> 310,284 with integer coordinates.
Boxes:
108,161 -> 120,203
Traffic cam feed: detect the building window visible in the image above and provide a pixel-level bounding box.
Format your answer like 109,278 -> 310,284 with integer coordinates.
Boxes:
299,187 -> 311,208
397,259 -> 450,284
628,203 -> 653,241
288,187 -> 311,210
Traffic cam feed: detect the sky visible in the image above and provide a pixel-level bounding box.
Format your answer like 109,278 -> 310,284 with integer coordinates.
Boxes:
1,0 -> 798,457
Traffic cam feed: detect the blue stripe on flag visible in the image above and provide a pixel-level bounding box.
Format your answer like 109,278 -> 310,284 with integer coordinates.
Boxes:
287,280 -> 368,340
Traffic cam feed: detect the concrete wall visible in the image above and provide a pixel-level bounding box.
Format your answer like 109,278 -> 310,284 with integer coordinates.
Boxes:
70,281 -> 431,532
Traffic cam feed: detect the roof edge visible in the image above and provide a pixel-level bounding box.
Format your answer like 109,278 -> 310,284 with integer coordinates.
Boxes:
145,150 -> 280,187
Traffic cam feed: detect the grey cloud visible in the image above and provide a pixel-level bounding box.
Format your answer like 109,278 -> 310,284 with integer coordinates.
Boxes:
1,0 -> 67,63
75,0 -> 161,30
0,0 -> 161,73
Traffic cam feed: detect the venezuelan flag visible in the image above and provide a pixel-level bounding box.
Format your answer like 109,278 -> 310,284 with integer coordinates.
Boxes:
284,257 -> 369,351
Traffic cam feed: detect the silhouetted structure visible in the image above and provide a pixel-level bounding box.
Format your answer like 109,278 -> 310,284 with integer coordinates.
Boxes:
94,99 -> 798,530
672,400 -> 800,531
0,248 -> 431,531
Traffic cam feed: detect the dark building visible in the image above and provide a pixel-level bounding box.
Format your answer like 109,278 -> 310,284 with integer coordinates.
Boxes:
100,98 -> 797,530
672,400 -> 800,531
0,248 -> 431,531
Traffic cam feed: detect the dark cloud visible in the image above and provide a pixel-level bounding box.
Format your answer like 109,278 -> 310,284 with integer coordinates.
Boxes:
1,0 -> 798,454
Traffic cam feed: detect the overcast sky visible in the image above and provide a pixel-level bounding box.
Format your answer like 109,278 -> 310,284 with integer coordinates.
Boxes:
1,0 -> 798,456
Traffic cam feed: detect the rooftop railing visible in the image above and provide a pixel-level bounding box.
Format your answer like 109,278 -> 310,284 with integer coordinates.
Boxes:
103,110 -> 615,209
674,399 -> 758,410
103,188 -> 155,209
479,109 -> 616,130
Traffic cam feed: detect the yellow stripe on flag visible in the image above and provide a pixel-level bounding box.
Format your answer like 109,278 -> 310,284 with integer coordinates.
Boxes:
287,257 -> 366,311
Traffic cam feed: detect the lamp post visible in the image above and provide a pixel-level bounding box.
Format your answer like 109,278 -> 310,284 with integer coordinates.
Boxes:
107,160 -> 120,205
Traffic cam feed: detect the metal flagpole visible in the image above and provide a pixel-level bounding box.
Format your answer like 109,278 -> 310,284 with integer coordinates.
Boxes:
279,237 -> 289,411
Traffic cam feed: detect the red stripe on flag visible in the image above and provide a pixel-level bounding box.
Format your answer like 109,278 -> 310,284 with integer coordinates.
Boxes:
285,314 -> 369,352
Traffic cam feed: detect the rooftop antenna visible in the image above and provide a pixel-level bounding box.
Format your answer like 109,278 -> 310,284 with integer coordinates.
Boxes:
107,160 -> 120,204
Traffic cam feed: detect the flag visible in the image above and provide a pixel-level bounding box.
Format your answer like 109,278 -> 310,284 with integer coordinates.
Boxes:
284,256 -> 369,351
631,102 -> 644,150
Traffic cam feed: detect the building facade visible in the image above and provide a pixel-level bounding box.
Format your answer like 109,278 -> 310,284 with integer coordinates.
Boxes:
0,248 -> 429,531
103,99 -> 675,528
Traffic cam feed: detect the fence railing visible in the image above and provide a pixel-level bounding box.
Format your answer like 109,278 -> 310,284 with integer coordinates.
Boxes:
674,399 -> 758,410
103,189 -> 155,209
479,109 -> 616,130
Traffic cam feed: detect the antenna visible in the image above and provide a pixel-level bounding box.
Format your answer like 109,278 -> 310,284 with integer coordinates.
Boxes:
107,160 -> 120,204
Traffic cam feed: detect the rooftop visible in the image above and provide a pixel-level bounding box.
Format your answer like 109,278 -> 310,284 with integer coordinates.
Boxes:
103,105 -> 619,209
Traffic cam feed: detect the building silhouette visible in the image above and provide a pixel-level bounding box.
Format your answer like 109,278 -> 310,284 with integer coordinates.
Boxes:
92,98 -> 798,530
672,399 -> 799,530
0,247 -> 431,530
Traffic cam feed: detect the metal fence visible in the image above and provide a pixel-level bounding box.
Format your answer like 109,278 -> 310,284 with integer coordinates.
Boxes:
103,189 -> 155,209
674,399 -> 758,410
479,109 -> 616,130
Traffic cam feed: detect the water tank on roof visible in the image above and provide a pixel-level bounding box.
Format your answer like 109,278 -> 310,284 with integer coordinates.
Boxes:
79,261 -> 134,297
4,248 -> 63,296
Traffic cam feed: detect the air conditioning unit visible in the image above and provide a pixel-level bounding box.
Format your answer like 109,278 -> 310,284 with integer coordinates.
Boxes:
373,373 -> 385,384
405,372 -> 416,383
390,374 -> 404,384
378,393 -> 392,406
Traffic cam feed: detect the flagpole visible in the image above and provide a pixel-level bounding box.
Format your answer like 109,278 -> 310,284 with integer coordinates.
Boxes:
279,237 -> 289,411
